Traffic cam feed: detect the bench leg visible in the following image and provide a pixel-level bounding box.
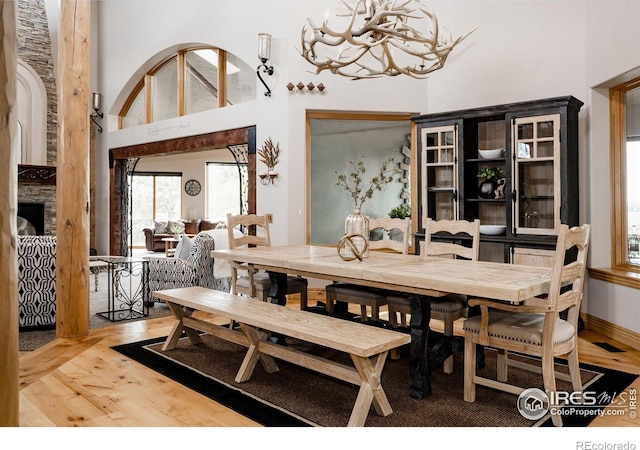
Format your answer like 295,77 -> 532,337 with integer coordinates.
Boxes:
236,323 -> 279,383
162,301 -> 202,351
348,351 -> 392,426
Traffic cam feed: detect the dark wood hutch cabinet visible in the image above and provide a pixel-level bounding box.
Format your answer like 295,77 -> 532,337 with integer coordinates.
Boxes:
412,96 -> 583,265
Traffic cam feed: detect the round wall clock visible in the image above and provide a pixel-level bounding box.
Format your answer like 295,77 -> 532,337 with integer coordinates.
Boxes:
184,179 -> 201,196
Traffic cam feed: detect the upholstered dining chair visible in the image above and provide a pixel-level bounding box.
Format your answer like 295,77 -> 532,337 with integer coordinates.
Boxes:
462,224 -> 591,427
386,218 -> 480,372
325,217 -> 411,322
226,213 -> 308,306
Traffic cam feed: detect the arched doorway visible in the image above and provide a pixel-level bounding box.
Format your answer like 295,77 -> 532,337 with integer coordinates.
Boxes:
108,126 -> 256,255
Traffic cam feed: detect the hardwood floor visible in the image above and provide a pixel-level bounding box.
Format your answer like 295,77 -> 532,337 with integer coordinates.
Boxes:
18,299 -> 640,430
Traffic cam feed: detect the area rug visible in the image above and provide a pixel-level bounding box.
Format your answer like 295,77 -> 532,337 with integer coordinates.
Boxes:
112,332 -> 638,427
19,270 -> 172,351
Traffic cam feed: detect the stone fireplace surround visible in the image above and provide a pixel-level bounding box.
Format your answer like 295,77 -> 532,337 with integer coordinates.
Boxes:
17,165 -> 56,235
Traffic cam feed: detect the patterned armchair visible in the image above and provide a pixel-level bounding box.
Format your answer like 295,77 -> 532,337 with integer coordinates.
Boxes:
147,233 -> 232,302
17,235 -> 57,328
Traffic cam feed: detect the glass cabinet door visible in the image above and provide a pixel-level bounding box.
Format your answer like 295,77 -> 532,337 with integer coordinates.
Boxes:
475,119 -> 507,231
421,125 -> 458,226
512,114 -> 560,235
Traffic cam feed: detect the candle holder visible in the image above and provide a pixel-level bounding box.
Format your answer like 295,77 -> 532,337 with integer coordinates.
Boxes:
259,170 -> 278,185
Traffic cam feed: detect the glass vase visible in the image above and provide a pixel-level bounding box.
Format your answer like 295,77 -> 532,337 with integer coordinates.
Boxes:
343,207 -> 370,259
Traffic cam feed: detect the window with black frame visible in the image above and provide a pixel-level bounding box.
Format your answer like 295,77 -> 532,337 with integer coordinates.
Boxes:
130,172 -> 182,249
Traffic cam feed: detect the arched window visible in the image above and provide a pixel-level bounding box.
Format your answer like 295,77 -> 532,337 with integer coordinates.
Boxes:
120,47 -> 255,129
16,59 -> 47,165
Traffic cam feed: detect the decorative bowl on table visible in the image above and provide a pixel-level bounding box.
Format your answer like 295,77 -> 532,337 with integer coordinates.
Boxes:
479,225 -> 506,235
478,148 -> 505,159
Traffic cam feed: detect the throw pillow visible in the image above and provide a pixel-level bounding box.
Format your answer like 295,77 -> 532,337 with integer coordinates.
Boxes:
200,220 -> 219,231
183,219 -> 200,235
174,235 -> 194,260
154,220 -> 168,234
167,220 -> 185,234
215,222 -> 227,229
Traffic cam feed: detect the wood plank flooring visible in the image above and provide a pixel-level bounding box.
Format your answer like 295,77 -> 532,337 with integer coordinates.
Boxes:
18,299 -> 640,430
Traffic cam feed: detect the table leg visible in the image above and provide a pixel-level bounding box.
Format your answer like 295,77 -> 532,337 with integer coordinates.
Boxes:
267,271 -> 288,344
267,271 -> 288,306
409,294 -> 432,399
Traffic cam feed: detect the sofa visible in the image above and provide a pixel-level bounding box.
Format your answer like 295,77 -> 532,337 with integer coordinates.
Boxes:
143,219 -> 224,252
17,235 -> 57,328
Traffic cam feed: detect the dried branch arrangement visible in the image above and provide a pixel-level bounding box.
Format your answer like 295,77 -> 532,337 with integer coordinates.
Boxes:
258,138 -> 280,171
335,155 -> 399,208
301,0 -> 475,80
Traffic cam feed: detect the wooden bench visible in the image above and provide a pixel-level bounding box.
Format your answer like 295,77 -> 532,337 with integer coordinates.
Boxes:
152,286 -> 411,427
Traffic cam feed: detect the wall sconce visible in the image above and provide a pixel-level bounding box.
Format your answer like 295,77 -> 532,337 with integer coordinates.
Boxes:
258,137 -> 279,185
257,33 -> 274,97
90,92 -> 103,133
259,171 -> 278,185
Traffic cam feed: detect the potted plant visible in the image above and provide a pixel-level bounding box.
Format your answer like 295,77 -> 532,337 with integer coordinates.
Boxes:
477,167 -> 504,199
388,204 -> 411,219
388,204 -> 411,242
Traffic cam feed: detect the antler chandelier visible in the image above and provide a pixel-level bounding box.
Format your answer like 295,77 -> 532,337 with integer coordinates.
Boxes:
301,0 -> 474,80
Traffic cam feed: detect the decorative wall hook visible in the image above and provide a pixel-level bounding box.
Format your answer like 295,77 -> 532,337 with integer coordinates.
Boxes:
286,82 -> 326,93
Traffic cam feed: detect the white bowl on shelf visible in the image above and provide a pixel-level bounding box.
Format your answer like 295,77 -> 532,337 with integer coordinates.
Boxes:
478,148 -> 504,159
479,225 -> 506,235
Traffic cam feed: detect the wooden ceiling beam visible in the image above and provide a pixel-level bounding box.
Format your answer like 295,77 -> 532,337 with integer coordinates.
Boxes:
109,126 -> 251,161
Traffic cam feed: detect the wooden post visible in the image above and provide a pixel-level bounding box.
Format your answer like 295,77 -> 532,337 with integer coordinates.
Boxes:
0,0 -> 19,427
56,0 -> 91,337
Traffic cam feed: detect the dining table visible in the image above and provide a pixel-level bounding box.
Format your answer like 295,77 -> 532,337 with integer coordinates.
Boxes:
211,244 -> 553,399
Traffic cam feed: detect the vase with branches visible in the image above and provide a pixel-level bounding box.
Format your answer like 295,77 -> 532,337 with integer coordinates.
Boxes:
335,155 -> 399,258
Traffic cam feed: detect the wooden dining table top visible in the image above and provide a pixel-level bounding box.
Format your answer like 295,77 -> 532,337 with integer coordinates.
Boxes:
211,244 -> 552,303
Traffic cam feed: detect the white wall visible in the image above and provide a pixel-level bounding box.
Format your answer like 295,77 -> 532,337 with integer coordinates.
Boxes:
583,1 -> 640,332
94,1 -> 640,332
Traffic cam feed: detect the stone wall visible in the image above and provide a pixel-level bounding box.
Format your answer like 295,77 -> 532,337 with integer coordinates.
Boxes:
18,0 -> 57,165
17,0 -> 57,235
